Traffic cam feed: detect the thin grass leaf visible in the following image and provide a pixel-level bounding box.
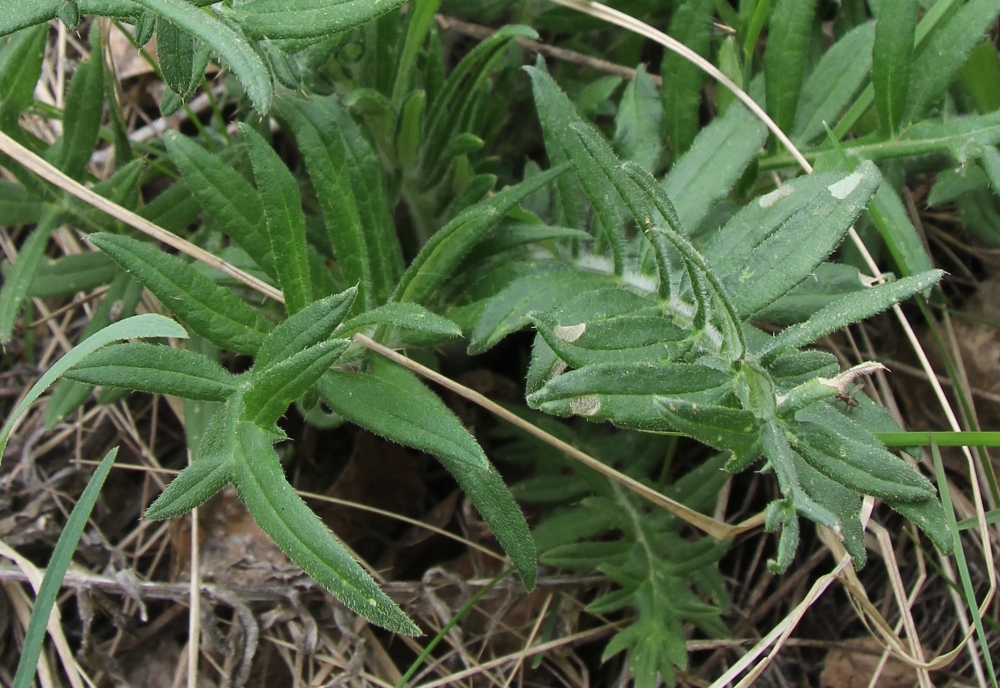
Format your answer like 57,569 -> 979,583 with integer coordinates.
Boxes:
63,342 -> 238,401
130,0 -> 272,111
241,124 -> 312,315
873,0 -> 917,136
10,447 -> 118,688
235,0 -> 407,40
232,420 -> 420,634
0,211 -> 59,344
89,233 -> 274,355
0,314 -> 186,464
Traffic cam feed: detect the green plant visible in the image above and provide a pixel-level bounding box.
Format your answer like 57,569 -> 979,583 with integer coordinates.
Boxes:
0,0 -> 997,684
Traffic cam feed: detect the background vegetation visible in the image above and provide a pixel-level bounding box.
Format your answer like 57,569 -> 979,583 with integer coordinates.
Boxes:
0,0 -> 999,685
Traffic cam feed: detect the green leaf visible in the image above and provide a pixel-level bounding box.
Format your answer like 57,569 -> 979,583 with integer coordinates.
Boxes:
89,233 -> 274,355
662,103 -> 768,232
49,28 -> 104,179
318,357 -> 537,588
528,362 -> 733,432
534,313 -> 686,368
25,251 -> 120,299
0,1 -> 59,39
0,25 -> 47,121
469,269 -> 617,355
338,302 -> 461,339
393,165 -> 568,307
235,0 -> 407,39
849,108 -> 1000,164
392,0 -> 442,104
961,40 -> 1000,114
241,124 -> 312,315
63,342 -> 238,401
904,0 -> 1000,122
873,0 -> 917,136
0,314 -> 187,464
869,181 -> 934,278
886,496 -> 952,554
163,131 -> 275,277
130,0 -> 272,111
614,65 -> 662,173
0,211 -> 59,344
255,288 -> 357,371
145,395 -> 241,519
660,0 -> 712,161
0,181 -> 45,226
792,451 -> 866,565
278,95 -> 403,309
244,340 -> 349,428
231,420 -> 419,634
761,422 -> 840,532
760,270 -> 943,362
46,275 -> 144,427
11,447 -> 118,688
763,0 -> 817,134
156,15 -> 209,100
656,397 -> 762,460
792,22 -> 874,144
726,162 -> 882,317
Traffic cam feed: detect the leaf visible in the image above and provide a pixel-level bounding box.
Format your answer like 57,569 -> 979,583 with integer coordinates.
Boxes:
763,0 -> 817,134
469,269 -> 617,354
231,420 -> 420,634
792,22 -> 875,144
760,270 -> 943,362
244,340 -> 349,428
0,211 -> 59,343
532,311 -> 687,369
63,342 -> 238,401
0,314 -> 187,464
255,288 -> 357,371
792,451 -> 866,565
728,162 -> 882,317
392,0 -> 442,104
10,447 -> 118,688
145,395 -> 241,519
873,0 -> 917,136
338,302 -> 462,339
886,496 -> 952,554
49,28 -> 104,179
527,362 -> 733,432
156,15 -> 209,100
0,1 -> 59,39
761,422 -> 840,532
130,0 -> 272,111
659,0 -> 713,161
754,263 -> 866,325
89,233 -> 274,355
904,0 -> 1000,122
241,124 -> 312,315
0,181 -> 45,226
163,131 -> 275,277
318,357 -> 537,588
662,103 -> 768,232
278,95 -> 403,309
614,65 -> 662,173
656,397 -> 762,460
0,25 -> 47,122
235,0 -> 408,39
393,165 -> 567,307
858,108 -> 1000,164
961,40 -> 1000,114
25,251 -> 120,299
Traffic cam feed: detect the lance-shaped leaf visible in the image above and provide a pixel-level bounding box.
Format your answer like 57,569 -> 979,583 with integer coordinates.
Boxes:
469,269 -> 617,354
0,181 -> 45,226
0,1 -> 60,37
873,0 -> 917,136
662,103 -> 768,232
89,233 -> 274,355
0,212 -> 59,343
613,65 -> 662,173
656,397 -> 762,462
255,288 -> 356,371
394,166 -> 567,307
146,396 -> 242,519
164,131 -> 275,277
0,25 -> 47,121
337,302 -> 462,339
660,0 -> 713,161
886,497 -> 952,554
0,314 -> 186,464
533,313 -> 688,369
244,340 -> 349,428
130,0 -> 271,111
230,420 -> 419,634
63,342 -> 238,401
763,0 -> 816,134
235,0 -> 407,39
156,16 -> 210,100
790,417 -> 936,503
793,451 -> 866,565
26,252 -> 120,299
241,124 -> 312,315
761,422 -> 840,531
527,65 -> 626,273
793,22 -> 875,144
729,162 -> 882,317
528,362 -> 733,432
318,357 -> 537,588
760,270 -> 943,363
47,30 -> 104,179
